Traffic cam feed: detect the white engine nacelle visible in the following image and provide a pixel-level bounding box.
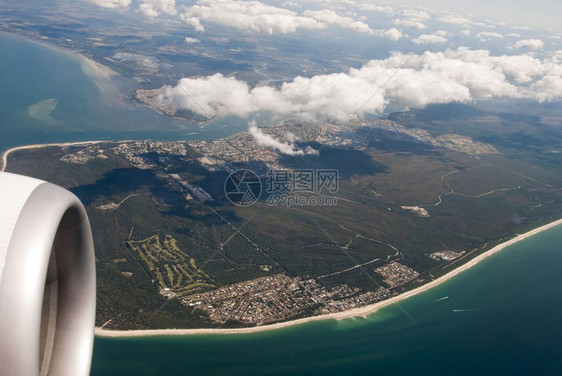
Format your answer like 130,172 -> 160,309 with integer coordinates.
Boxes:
0,172 -> 96,376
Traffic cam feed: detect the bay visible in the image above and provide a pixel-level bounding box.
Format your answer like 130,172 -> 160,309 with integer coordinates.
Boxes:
0,33 -> 246,153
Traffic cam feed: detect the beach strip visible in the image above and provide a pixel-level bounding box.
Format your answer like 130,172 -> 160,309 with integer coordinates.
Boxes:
96,217 -> 562,338
1,141 -> 106,172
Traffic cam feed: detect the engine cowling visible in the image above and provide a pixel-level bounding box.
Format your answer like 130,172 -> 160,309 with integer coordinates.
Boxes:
0,172 -> 96,376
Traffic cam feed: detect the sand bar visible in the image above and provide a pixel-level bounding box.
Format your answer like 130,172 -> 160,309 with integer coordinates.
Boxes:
1,141 -> 105,172
96,217 -> 562,337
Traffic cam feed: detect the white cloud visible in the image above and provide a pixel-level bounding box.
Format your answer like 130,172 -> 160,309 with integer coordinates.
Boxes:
139,0 -> 177,17
166,74 -> 254,118
165,48 -> 562,122
506,33 -> 521,37
179,0 -> 385,36
512,38 -> 544,50
302,9 -> 372,34
476,31 -> 504,41
180,0 -> 319,34
412,34 -> 447,45
400,9 -> 430,20
373,28 -> 403,41
393,18 -> 426,30
185,37 -> 200,44
460,29 -> 471,36
88,0 -> 399,39
248,121 -> 319,156
181,16 -> 205,32
393,8 -> 431,30
438,14 -> 473,26
87,0 -> 131,8
355,3 -> 394,14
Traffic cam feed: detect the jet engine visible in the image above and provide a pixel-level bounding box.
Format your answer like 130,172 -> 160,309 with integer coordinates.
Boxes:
0,172 -> 95,376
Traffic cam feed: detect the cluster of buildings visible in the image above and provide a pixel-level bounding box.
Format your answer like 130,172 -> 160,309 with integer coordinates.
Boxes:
375,261 -> 420,288
429,250 -> 464,261
135,87 -> 177,117
182,273 -> 395,326
59,144 -> 109,164
60,140 -> 191,169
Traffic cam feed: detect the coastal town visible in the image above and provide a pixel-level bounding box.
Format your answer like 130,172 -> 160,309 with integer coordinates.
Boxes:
58,118 -> 497,175
182,273 -> 394,326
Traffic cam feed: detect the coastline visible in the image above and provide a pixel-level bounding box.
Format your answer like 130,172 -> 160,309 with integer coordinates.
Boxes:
96,217 -> 562,338
1,141 -> 106,172
0,31 -> 117,80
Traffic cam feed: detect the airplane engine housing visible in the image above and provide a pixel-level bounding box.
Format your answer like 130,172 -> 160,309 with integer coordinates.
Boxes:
0,172 -> 96,376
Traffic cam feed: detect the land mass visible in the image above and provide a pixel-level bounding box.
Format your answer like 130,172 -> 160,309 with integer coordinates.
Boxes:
95,217 -> 562,336
5,115 -> 562,330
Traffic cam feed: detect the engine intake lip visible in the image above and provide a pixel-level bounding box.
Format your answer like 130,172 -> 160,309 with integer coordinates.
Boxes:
0,172 -> 96,376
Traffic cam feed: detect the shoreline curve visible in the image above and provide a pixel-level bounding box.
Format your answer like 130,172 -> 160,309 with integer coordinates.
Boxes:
1,141 -> 106,172
96,217 -> 562,338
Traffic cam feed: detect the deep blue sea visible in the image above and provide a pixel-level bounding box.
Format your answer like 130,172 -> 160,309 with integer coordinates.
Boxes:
1,33 -> 561,376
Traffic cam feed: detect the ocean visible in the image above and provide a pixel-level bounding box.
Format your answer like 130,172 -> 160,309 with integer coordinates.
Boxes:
1,33 -> 561,376
92,224 -> 562,376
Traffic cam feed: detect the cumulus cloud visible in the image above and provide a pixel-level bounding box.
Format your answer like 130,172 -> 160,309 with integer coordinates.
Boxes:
89,0 -> 401,39
139,0 -> 177,17
248,121 -> 319,156
185,37 -> 200,44
302,9 -> 372,34
373,28 -> 403,41
476,31 -> 504,41
438,14 -> 473,26
181,0 -> 321,34
400,9 -> 430,20
391,8 -> 430,30
512,38 -> 544,50
87,0 -> 131,8
355,3 -> 394,14
178,0 -> 390,36
393,18 -> 426,30
412,34 -> 447,45
182,16 -> 205,32
164,48 -> 562,121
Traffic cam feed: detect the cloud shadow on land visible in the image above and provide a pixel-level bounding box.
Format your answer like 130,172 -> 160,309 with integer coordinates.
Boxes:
278,142 -> 387,178
70,168 -> 179,207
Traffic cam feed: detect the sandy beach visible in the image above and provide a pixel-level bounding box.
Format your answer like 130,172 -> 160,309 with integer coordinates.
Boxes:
0,31 -> 117,79
1,141 -> 105,172
96,217 -> 562,338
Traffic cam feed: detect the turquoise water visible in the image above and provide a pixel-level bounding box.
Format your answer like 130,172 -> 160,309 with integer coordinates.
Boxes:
92,224 -> 562,375
0,33 -> 246,153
